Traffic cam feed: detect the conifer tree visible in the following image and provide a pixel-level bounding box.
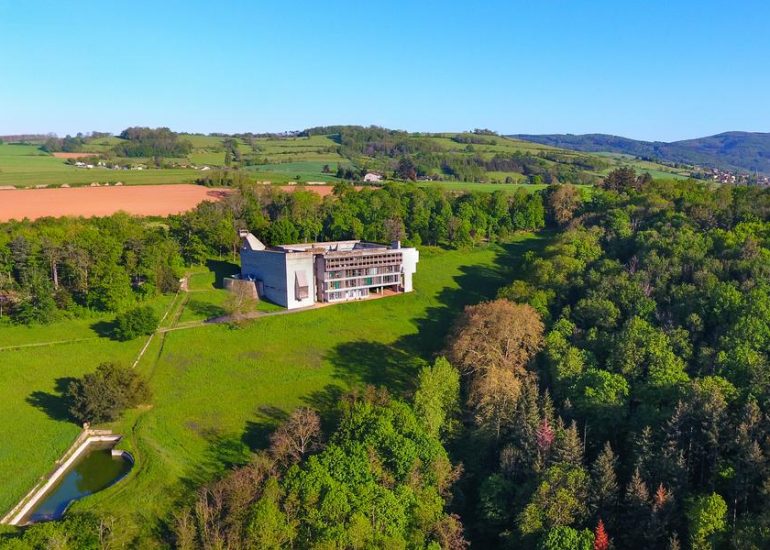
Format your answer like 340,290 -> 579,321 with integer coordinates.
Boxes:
633,426 -> 654,482
553,419 -> 584,466
594,518 -> 610,550
620,467 -> 651,548
590,442 -> 619,524
649,483 -> 674,546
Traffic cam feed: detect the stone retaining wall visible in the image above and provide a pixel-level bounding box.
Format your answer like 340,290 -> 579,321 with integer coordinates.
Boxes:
1,429 -> 122,526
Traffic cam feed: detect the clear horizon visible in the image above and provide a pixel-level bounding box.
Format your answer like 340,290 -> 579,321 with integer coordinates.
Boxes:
2,0 -> 769,141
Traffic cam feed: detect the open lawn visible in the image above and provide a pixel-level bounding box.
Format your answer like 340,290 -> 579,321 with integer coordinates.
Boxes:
0,234 -> 546,544
0,294 -> 177,516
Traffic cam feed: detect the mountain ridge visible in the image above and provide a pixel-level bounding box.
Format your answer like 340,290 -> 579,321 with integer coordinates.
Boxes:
512,131 -> 770,174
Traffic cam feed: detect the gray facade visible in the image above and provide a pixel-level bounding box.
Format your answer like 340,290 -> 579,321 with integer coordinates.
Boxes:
239,232 -> 418,310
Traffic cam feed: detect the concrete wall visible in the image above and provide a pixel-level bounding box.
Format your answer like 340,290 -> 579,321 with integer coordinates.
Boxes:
401,248 -> 419,292
240,249 -> 315,309
241,249 -> 289,307
223,278 -> 259,300
2,431 -> 123,526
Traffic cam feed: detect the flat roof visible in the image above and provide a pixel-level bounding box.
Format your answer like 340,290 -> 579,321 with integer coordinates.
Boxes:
273,240 -> 389,253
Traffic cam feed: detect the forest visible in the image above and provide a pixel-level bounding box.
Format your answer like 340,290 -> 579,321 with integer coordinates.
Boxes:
2,175 -> 770,549
457,178 -> 770,549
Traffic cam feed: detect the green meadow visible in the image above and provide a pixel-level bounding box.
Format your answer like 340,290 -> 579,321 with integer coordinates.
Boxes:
0,130 -> 684,190
0,234 -> 545,543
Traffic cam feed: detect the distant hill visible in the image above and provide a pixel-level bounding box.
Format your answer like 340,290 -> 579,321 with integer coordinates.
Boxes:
512,131 -> 770,174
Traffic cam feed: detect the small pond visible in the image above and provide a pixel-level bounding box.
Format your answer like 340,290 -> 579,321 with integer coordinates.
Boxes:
24,443 -> 132,523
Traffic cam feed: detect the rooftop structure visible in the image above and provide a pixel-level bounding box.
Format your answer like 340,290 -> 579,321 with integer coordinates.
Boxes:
238,231 -> 419,309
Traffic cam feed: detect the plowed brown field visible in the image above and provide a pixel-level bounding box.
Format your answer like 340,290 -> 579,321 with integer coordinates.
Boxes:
50,152 -> 97,159
0,184 -> 230,221
0,184 -> 361,221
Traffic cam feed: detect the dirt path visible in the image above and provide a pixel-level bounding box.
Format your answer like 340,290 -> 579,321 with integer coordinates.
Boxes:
0,337 -> 98,352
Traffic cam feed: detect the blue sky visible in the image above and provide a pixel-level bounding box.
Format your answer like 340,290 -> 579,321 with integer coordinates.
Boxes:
1,0 -> 768,141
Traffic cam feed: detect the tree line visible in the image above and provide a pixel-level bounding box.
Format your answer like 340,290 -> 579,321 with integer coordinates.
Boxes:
113,127 -> 193,158
0,184 -> 547,325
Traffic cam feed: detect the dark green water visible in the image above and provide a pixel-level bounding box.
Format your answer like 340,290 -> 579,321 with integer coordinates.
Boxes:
26,445 -> 132,523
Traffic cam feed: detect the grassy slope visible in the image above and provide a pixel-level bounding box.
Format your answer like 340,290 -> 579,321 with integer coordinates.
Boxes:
594,151 -> 691,180
0,235 -> 544,543
1,131 -> 683,189
0,296 -> 179,515
0,143 -> 199,187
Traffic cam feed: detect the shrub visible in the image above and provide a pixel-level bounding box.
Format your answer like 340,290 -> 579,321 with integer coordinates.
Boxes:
66,362 -> 151,423
113,306 -> 158,341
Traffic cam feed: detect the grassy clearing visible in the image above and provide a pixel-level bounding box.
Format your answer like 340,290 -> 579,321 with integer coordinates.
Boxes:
0,295 -> 180,514
0,234 -> 547,543
595,151 -> 692,180
0,337 -> 145,515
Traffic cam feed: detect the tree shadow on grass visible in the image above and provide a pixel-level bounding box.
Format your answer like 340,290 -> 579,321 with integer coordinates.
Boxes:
325,340 -> 427,398
90,319 -> 117,339
302,384 -> 346,433
399,236 -> 550,359
205,433 -> 252,471
179,428 -> 255,492
241,405 -> 288,452
205,259 -> 240,289
26,377 -> 77,423
323,235 -> 551,401
185,299 -> 227,320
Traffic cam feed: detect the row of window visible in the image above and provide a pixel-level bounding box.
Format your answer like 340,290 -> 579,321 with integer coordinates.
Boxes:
324,253 -> 403,270
326,274 -> 400,291
325,265 -> 399,280
327,288 -> 370,301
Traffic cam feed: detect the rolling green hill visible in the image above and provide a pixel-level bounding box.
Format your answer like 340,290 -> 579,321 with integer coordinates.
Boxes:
514,131 -> 770,174
0,127 -> 692,189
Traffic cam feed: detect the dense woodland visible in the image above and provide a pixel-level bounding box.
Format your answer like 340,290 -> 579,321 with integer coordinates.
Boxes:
458,179 -> 770,549
2,174 -> 770,549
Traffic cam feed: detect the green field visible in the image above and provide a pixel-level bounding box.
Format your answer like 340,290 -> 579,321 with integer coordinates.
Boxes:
0,130 -> 685,189
0,235 -> 544,543
0,143 -> 199,188
594,151 -> 692,180
245,161 -> 340,182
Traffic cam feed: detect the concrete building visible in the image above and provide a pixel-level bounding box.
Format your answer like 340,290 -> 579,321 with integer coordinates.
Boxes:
238,231 -> 419,310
